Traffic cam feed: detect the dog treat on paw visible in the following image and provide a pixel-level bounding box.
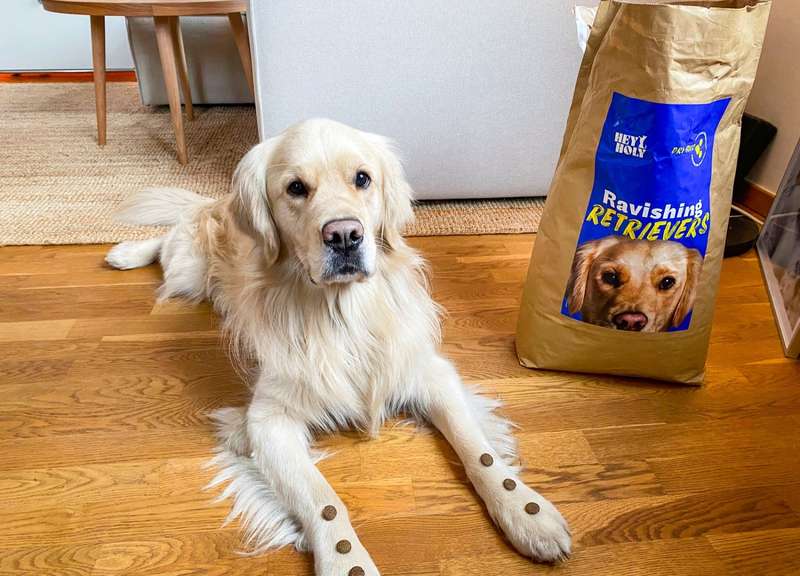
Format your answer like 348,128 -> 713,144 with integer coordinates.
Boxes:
336,539 -> 352,554
524,502 -> 541,515
503,478 -> 517,491
321,505 -> 337,521
479,453 -> 494,467
348,566 -> 365,576
516,0 -> 771,384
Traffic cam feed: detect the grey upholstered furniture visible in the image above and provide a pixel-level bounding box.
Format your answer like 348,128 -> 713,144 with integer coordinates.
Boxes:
249,1 -> 583,200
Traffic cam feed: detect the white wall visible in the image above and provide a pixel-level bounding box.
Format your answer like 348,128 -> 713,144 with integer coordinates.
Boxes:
0,0 -> 133,71
745,0 -> 800,193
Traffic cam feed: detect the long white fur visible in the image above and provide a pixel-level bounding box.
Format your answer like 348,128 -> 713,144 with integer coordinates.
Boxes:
107,119 -> 570,574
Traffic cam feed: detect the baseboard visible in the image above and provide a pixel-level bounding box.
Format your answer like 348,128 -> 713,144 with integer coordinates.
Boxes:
733,180 -> 775,222
0,71 -> 136,83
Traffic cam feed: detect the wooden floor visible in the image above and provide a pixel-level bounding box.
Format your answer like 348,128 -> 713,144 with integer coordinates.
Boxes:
1,236 -> 799,576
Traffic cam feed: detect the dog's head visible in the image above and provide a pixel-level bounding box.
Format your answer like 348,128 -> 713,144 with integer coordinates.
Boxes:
231,119 -> 413,285
566,237 -> 702,332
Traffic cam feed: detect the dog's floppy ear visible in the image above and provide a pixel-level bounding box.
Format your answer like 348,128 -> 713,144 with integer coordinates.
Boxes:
566,238 -> 620,314
671,248 -> 703,328
566,239 -> 602,314
231,137 -> 281,264
364,133 -> 414,250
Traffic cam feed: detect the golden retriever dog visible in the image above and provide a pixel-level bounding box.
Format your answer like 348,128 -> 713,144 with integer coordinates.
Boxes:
566,236 -> 702,332
106,119 -> 570,574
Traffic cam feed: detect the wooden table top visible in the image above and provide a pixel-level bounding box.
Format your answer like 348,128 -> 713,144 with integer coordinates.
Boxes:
42,0 -> 247,17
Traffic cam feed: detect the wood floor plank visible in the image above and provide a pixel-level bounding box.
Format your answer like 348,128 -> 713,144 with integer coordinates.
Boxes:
519,460 -> 665,505
68,313 -> 217,339
0,319 -> 76,342
1,428 -> 216,472
481,363 -> 800,433
563,488 -> 800,547
708,528 -> 800,576
0,284 -> 157,322
583,415 -> 800,463
441,538 -> 730,576
0,531 -> 269,576
649,447 -> 800,495
0,458 -> 210,509
0,268 -> 160,290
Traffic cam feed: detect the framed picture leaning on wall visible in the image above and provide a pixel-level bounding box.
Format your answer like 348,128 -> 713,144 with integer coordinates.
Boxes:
757,138 -> 800,358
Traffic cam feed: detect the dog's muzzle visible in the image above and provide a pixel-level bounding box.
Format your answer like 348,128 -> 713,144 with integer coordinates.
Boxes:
321,218 -> 368,282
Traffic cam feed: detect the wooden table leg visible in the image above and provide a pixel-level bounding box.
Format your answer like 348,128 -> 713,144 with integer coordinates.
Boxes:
228,12 -> 255,97
154,16 -> 188,165
169,17 -> 193,121
90,15 -> 106,145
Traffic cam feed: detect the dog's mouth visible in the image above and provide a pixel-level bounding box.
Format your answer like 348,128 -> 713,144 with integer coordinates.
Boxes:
320,251 -> 370,284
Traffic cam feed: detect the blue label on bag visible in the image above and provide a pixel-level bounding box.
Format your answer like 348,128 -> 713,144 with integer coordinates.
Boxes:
561,92 -> 729,333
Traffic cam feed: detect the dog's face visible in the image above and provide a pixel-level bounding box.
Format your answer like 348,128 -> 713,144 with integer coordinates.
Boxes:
566,237 -> 702,332
231,119 -> 413,285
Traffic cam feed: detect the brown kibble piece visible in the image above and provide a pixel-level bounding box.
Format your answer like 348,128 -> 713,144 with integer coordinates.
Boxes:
503,478 -> 517,491
321,505 -> 337,521
348,567 -> 365,576
525,502 -> 541,515
480,453 -> 494,467
336,539 -> 352,554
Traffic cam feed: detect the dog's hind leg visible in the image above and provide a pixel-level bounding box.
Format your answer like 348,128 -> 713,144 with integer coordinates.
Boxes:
106,237 -> 164,270
414,354 -> 571,563
238,387 -> 381,575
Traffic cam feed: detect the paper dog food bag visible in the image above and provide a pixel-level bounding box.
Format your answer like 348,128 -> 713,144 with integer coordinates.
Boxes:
516,0 -> 771,384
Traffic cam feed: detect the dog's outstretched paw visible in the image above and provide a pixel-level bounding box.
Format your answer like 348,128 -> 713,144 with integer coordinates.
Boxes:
487,481 -> 571,563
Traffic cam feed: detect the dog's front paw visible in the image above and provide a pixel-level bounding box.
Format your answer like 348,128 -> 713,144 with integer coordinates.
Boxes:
486,481 -> 571,563
312,528 -> 380,576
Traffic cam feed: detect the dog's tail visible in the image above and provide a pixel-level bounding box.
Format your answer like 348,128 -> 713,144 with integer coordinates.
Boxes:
115,187 -> 213,227
106,188 -> 213,271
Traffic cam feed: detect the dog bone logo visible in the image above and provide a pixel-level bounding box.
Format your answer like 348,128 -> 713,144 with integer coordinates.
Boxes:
690,132 -> 707,167
671,131 -> 708,167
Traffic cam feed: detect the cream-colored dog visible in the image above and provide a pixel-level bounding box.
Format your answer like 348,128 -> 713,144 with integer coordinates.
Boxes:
107,119 -> 570,574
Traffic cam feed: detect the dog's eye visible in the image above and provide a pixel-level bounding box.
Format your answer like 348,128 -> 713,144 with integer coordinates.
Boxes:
659,276 -> 676,291
601,270 -> 620,288
287,180 -> 308,197
354,171 -> 371,189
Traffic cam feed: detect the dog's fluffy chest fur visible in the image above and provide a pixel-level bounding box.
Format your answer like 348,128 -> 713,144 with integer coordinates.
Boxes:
200,214 -> 440,431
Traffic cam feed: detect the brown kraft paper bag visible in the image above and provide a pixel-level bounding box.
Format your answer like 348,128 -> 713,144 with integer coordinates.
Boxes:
516,0 -> 771,384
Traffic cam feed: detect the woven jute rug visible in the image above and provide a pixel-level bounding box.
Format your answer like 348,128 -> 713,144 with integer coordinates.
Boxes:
0,83 -> 544,245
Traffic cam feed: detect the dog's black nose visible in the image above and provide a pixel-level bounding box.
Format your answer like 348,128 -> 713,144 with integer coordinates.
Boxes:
322,219 -> 364,253
613,312 -> 648,331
